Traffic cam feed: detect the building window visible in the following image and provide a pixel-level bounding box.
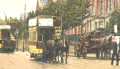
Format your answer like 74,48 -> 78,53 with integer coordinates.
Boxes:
99,21 -> 103,28
95,22 -> 97,29
106,21 -> 109,28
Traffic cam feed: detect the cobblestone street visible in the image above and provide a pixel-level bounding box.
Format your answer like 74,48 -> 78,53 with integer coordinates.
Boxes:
0,52 -> 119,69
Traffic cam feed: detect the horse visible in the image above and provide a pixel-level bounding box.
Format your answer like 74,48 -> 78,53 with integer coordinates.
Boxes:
77,31 -> 113,59
57,40 -> 69,64
43,40 -> 62,63
74,43 -> 81,57
88,33 -> 113,59
45,39 -> 69,64
73,37 -> 88,58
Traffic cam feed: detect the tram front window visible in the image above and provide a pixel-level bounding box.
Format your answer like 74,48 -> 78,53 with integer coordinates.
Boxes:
38,28 -> 53,41
1,30 -> 10,48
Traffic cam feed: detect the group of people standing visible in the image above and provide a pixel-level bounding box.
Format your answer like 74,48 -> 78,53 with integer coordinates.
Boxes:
40,33 -> 120,65
41,39 -> 69,64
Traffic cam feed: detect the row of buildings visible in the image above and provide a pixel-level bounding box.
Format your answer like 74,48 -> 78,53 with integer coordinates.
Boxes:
35,0 -> 120,37
36,0 -> 66,10
64,0 -> 120,37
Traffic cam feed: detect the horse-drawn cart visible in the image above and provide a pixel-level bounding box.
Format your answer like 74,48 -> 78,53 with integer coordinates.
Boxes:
76,28 -> 112,59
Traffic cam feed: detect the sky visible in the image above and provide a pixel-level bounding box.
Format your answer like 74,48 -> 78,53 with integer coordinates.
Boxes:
0,0 -> 37,19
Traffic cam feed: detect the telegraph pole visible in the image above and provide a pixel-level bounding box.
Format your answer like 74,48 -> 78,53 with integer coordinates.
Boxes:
23,0 -> 27,52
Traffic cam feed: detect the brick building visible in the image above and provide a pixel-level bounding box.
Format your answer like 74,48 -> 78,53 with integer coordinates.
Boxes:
81,0 -> 120,35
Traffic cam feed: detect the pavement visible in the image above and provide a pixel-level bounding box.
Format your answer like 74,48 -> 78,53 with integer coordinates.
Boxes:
0,51 -> 120,69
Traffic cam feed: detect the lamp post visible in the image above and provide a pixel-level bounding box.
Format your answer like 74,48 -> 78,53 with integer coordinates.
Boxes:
15,29 -> 19,51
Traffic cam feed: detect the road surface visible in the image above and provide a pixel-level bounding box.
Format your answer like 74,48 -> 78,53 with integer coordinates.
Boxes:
0,52 -> 119,69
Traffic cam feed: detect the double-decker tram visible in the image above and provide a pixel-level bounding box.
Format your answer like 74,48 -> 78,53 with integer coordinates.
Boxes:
0,25 -> 16,52
28,16 -> 62,58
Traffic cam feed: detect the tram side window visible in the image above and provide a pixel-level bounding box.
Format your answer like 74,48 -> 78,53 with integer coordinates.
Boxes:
29,31 -> 37,41
33,31 -> 37,40
2,30 -> 10,40
38,34 -> 42,41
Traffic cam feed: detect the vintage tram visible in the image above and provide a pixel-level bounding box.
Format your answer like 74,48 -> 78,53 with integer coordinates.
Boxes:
28,16 -> 62,58
0,25 -> 16,52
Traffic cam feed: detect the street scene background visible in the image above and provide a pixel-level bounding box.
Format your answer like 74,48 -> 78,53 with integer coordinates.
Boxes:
0,0 -> 120,69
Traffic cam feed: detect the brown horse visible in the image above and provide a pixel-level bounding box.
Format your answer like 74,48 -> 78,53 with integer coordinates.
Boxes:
87,33 -> 112,59
76,31 -> 112,59
74,37 -> 88,58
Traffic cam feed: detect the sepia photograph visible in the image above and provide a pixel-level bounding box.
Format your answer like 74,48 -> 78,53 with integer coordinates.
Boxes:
0,0 -> 120,69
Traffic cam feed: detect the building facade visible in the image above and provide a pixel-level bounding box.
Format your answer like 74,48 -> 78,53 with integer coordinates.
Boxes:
64,0 -> 120,37
36,0 -> 48,10
37,0 -> 120,37
81,0 -> 120,35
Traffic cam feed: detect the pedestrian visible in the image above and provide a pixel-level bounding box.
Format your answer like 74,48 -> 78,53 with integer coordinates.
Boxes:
41,41 -> 49,63
111,34 -> 120,65
64,40 -> 69,64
